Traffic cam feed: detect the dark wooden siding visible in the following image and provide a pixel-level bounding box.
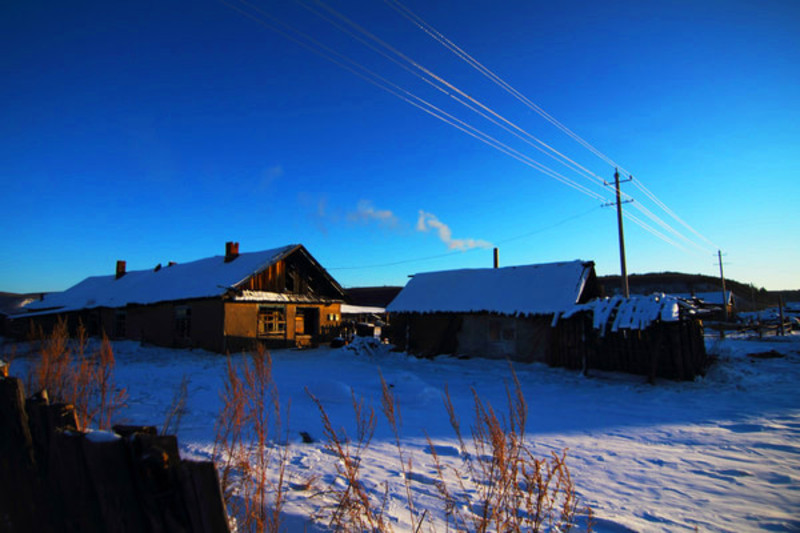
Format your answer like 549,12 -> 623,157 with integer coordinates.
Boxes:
550,312 -> 708,381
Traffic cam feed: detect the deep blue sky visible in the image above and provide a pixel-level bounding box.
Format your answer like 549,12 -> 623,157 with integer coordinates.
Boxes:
2,0 -> 798,293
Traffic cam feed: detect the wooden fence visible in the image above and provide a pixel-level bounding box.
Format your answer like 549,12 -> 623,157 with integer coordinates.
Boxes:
0,376 -> 229,533
549,313 -> 708,381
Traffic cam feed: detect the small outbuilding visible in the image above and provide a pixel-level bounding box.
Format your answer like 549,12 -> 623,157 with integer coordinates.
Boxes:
386,260 -> 600,361
550,293 -> 708,380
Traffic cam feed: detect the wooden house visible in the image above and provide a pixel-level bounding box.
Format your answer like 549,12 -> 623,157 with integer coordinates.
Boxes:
11,243 -> 346,352
386,260 -> 600,361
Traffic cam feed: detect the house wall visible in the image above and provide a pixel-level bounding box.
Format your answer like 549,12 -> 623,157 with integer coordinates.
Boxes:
389,313 -> 553,362
224,302 -> 342,352
392,314 -> 461,357
319,303 -> 342,341
125,299 -> 225,352
12,299 -> 226,352
515,316 -> 553,362
458,315 -> 552,362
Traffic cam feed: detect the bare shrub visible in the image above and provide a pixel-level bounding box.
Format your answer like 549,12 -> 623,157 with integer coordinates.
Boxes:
26,318 -> 72,402
303,365 -> 590,532
307,387 -> 389,532
95,333 -> 126,430
161,374 -> 189,436
426,365 -> 590,532
213,345 -> 289,533
25,319 -> 126,430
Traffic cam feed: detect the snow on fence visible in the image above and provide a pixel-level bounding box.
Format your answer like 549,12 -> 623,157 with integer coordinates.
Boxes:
0,376 -> 229,532
550,294 -> 708,381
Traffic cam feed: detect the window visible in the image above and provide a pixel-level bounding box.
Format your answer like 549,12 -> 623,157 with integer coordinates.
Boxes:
175,306 -> 191,339
258,306 -> 286,337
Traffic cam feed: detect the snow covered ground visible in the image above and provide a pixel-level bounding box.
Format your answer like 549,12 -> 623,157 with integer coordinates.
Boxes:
5,332 -> 799,532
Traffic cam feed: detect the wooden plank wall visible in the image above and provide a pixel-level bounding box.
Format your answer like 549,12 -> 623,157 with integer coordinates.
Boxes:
549,313 -> 709,381
239,261 -> 285,292
0,377 -> 229,533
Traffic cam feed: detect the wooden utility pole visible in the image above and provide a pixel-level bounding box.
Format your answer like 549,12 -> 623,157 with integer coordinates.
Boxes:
718,250 -> 728,322
607,169 -> 632,298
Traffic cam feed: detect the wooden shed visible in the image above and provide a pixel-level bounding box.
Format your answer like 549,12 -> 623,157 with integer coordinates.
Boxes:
386,260 -> 600,361
550,294 -> 708,381
11,243 -> 346,352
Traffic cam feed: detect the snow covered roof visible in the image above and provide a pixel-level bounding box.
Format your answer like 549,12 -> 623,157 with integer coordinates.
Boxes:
557,293 -> 686,335
386,260 -> 595,316
341,304 -> 386,315
23,245 -> 300,314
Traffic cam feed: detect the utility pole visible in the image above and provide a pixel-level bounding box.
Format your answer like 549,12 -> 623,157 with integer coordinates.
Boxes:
605,169 -> 632,298
717,250 -> 728,322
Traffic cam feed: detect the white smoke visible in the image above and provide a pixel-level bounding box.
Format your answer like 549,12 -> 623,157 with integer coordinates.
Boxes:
416,210 -> 491,251
348,200 -> 399,228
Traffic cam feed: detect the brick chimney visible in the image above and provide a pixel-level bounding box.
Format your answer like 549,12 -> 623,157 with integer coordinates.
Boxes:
116,260 -> 126,279
225,241 -> 240,263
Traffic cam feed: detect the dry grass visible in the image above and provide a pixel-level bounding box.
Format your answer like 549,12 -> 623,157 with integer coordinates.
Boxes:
211,350 -> 590,532
213,345 -> 290,533
307,365 -> 589,532
379,372 -> 425,532
24,318 -> 126,430
426,365 -> 589,532
161,374 -> 189,436
307,387 -> 389,532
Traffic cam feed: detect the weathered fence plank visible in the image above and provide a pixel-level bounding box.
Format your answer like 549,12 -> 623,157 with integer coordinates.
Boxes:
0,377 -> 230,533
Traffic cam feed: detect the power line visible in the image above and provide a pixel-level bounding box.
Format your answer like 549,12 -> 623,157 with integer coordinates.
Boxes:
306,0 -> 717,255
222,0 -> 716,256
302,0 -> 611,189
223,0 -> 614,204
383,0 -> 719,252
383,0 -> 626,171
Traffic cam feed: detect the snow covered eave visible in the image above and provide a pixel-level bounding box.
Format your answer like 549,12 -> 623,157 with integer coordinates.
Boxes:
231,290 -> 343,305
388,308 -> 557,319
553,293 -> 689,335
341,304 -> 386,315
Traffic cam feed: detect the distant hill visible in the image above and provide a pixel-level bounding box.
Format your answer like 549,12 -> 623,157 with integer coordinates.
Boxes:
598,272 -> 799,311
0,292 -> 42,316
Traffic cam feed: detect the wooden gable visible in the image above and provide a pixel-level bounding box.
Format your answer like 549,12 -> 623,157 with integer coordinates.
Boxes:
235,245 -> 346,300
